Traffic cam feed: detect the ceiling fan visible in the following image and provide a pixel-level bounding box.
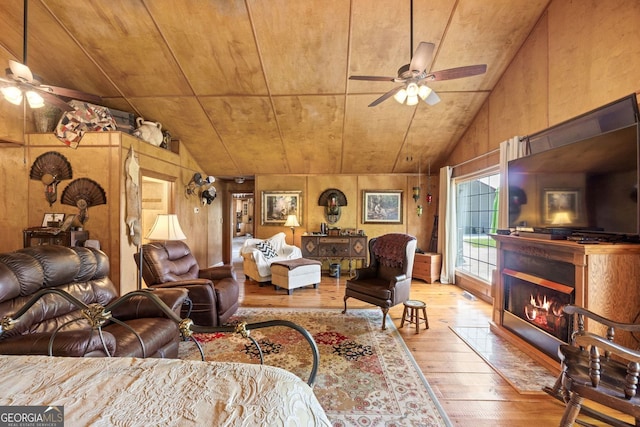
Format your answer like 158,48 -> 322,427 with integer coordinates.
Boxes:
0,0 -> 101,112
350,41 -> 487,108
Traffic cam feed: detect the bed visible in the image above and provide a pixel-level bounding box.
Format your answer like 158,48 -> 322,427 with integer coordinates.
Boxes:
0,354 -> 331,426
0,287 -> 330,426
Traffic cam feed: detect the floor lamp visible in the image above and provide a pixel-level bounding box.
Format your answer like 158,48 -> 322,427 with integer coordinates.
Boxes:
138,214 -> 187,289
284,214 -> 300,245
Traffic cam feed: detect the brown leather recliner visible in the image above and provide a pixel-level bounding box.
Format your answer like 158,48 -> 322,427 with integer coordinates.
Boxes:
135,240 -> 239,326
0,245 -> 188,358
343,233 -> 417,330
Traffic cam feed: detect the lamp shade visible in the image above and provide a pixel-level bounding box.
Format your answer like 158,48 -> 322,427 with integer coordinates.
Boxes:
393,88 -> 408,104
418,84 -> 432,100
2,86 -> 23,105
406,95 -> 419,106
146,214 -> 186,241
284,214 -> 300,228
25,90 -> 44,108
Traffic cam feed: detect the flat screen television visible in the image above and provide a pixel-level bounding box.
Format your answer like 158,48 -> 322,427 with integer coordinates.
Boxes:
507,94 -> 640,239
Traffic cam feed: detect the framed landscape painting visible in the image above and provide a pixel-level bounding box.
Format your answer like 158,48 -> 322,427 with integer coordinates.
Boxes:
261,191 -> 302,225
362,190 -> 403,224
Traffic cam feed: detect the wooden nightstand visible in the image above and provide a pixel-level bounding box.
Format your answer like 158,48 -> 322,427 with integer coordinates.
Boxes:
413,252 -> 441,283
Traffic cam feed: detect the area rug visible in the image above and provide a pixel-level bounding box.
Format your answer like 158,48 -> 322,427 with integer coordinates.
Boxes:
450,326 -> 557,395
179,308 -> 451,427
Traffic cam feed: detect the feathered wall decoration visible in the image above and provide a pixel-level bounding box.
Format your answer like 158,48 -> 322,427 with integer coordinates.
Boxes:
29,151 -> 73,206
318,188 -> 347,224
61,178 -> 107,225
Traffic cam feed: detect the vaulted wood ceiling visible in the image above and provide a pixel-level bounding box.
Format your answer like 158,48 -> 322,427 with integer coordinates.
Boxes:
0,0 -> 548,179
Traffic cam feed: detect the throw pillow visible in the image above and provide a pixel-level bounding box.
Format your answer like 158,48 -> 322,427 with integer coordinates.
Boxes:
256,241 -> 277,259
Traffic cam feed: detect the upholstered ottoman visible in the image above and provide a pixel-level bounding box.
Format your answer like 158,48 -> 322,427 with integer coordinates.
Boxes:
270,258 -> 322,295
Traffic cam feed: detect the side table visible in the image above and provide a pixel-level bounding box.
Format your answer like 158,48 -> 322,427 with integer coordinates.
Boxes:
23,228 -> 89,248
413,252 -> 441,283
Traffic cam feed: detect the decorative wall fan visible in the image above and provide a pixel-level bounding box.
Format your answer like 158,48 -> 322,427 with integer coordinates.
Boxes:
29,151 -> 73,206
61,178 -> 107,225
0,0 -> 101,111
350,42 -> 487,107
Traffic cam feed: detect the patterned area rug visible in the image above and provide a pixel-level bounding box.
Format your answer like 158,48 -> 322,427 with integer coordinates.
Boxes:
450,326 -> 557,395
179,308 -> 451,427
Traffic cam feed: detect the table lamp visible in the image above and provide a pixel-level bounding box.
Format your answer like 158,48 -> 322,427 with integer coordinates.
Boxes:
284,214 -> 300,244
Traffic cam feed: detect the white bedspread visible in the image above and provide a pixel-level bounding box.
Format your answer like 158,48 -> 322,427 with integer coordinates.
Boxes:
0,355 -> 331,426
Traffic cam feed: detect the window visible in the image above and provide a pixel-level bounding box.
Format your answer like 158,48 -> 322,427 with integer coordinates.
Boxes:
455,171 -> 499,283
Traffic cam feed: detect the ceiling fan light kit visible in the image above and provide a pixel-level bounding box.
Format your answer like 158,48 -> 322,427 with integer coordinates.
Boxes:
350,41 -> 486,107
1,0 -> 101,111
1,85 -> 45,108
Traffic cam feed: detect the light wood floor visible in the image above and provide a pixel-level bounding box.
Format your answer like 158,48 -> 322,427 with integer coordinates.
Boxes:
233,263 -> 623,427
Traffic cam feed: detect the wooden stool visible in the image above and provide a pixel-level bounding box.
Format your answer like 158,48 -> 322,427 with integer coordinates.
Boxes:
400,300 -> 429,334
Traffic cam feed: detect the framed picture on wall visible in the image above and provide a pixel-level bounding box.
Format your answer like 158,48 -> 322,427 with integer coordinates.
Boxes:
362,190 -> 403,224
261,191 -> 302,225
42,213 -> 65,227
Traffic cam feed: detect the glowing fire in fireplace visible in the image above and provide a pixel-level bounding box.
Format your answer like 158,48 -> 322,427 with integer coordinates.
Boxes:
525,294 -> 549,319
524,294 -> 566,332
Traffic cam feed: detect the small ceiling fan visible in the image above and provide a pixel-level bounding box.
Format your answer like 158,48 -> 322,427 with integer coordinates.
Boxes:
0,0 -> 101,111
350,41 -> 487,108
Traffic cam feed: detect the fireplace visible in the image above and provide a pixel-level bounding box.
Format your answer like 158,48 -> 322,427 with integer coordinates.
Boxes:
492,234 -> 640,371
500,251 -> 575,360
503,268 -> 574,357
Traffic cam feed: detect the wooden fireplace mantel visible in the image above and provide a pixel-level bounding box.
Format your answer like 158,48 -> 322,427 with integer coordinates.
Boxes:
491,234 -> 640,373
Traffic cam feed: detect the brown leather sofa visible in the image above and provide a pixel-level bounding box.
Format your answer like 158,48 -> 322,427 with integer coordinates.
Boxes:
0,245 -> 188,358
135,240 -> 239,326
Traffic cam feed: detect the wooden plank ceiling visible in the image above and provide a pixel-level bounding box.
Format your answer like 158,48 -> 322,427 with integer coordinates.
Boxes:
0,0 -> 548,179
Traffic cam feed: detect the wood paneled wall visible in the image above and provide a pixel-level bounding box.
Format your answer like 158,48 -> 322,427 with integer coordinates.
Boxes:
447,0 -> 640,167
444,0 -> 640,298
0,131 -> 221,295
253,173 -> 437,258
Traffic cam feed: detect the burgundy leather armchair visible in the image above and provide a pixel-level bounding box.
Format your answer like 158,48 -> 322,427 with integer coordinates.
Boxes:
343,233 -> 417,330
135,240 -> 239,326
0,245 -> 187,358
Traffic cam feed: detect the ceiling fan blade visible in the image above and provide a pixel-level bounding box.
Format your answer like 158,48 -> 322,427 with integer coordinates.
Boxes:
423,90 -> 441,106
37,91 -> 74,111
39,84 -> 102,104
428,64 -> 487,81
368,86 -> 404,107
0,76 -> 15,85
349,75 -> 395,82
409,42 -> 435,73
8,60 -> 34,83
